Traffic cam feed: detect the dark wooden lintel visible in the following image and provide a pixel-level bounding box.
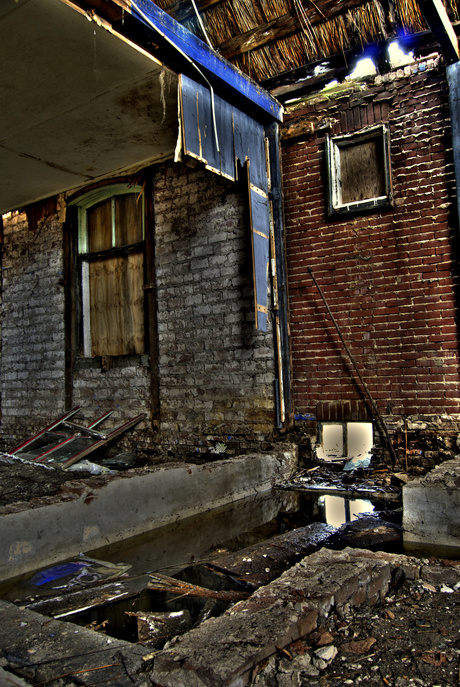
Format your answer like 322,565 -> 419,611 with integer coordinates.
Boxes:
281,116 -> 336,142
163,0 -> 225,23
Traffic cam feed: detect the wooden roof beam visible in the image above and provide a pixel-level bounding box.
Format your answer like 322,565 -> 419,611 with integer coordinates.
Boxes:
163,0 -> 225,24
417,0 -> 459,64
216,0 -> 373,60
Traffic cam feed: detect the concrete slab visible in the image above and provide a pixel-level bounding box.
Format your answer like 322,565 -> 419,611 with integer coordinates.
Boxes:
403,457 -> 460,550
149,547 -> 397,687
0,547 -> 428,687
0,450 -> 297,581
0,600 -> 151,686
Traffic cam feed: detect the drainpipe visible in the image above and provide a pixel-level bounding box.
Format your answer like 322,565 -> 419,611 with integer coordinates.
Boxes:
266,122 -> 294,429
447,63 -> 460,230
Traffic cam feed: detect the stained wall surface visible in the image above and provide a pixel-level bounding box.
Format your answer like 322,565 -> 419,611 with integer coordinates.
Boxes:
283,58 -> 460,459
0,163 -> 275,453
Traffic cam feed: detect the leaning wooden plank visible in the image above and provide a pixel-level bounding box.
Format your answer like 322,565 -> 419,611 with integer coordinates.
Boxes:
22,581 -> 139,620
207,522 -> 336,589
9,407 -> 81,455
62,414 -> 146,469
148,573 -> 250,601
249,187 -> 270,332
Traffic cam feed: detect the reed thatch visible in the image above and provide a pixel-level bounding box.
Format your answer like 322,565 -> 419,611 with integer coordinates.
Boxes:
156,0 -> 460,82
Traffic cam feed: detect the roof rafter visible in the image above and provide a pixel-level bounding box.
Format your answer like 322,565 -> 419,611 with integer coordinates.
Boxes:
217,0 -> 369,60
417,0 -> 459,63
163,0 -> 375,60
163,0 -> 225,23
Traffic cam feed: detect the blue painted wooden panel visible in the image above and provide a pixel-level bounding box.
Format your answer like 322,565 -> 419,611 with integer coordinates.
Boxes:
130,0 -> 283,122
181,75 -> 271,332
216,97 -> 235,179
250,189 -> 270,332
181,76 -> 201,159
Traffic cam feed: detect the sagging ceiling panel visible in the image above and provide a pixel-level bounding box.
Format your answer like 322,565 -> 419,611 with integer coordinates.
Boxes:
0,0 -> 179,214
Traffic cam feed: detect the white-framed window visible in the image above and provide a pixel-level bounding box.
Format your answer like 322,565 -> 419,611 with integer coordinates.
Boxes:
72,184 -> 146,358
326,125 -> 392,216
316,421 -> 373,462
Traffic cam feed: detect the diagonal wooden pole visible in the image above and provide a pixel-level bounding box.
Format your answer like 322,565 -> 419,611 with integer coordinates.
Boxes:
308,267 -> 398,466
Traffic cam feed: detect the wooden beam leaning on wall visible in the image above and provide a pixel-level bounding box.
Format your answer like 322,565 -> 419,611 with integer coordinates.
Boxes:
417,0 -> 459,64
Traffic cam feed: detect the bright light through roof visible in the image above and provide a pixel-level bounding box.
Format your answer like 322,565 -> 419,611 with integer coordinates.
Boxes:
347,57 -> 377,79
388,40 -> 414,67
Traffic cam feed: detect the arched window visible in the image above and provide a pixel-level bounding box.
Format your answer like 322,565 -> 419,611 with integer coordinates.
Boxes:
73,184 -> 146,357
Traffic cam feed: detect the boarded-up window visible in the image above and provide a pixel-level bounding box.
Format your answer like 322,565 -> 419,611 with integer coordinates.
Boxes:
79,189 -> 145,357
326,125 -> 392,216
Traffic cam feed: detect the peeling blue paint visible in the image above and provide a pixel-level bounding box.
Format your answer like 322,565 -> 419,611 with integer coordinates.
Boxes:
129,0 -> 283,122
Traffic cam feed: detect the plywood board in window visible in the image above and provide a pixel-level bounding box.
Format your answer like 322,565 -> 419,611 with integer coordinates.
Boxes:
340,139 -> 385,205
115,194 -> 143,246
89,252 -> 144,356
88,199 -> 112,252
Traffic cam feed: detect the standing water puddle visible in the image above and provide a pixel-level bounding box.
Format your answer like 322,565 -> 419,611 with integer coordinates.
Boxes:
0,488 -> 398,644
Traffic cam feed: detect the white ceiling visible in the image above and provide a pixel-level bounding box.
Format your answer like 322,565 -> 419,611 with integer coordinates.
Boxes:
0,0 -> 180,214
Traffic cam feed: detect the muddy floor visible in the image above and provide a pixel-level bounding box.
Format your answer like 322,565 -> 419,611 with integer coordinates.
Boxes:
253,569 -> 460,686
0,457 -> 84,507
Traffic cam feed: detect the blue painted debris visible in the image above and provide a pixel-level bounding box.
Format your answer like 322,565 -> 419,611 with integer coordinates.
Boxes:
295,413 -> 316,421
343,454 -> 372,472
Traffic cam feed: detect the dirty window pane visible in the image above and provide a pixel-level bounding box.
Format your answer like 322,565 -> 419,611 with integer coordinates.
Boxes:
340,138 -> 385,204
87,198 -> 112,252
327,125 -> 391,216
81,189 -> 145,357
115,194 -> 143,247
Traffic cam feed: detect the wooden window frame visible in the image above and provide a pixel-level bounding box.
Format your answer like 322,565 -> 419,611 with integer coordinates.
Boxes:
326,125 -> 393,217
74,184 -> 146,358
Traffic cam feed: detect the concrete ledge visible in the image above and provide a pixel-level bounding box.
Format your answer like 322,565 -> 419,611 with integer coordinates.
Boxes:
0,450 -> 297,581
403,457 -> 460,549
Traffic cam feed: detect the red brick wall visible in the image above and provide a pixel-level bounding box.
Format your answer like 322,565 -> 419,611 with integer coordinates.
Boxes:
283,60 -> 460,424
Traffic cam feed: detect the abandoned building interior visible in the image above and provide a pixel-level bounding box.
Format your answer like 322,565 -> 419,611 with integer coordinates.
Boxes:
2,0 -> 460,468
3,0 -> 460,684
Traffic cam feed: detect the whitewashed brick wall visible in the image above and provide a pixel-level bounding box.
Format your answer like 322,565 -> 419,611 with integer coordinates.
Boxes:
0,212 -> 66,446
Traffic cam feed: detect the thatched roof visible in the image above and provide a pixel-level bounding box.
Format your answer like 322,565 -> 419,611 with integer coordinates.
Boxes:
152,0 -> 460,84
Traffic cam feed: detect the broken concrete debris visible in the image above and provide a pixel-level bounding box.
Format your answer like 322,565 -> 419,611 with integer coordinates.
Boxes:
2,546 -> 460,686
280,464 -> 402,500
128,609 -> 194,646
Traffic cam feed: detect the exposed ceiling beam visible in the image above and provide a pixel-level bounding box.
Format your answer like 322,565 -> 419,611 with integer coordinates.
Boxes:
417,0 -> 459,64
216,0 -> 373,61
163,0 -> 224,24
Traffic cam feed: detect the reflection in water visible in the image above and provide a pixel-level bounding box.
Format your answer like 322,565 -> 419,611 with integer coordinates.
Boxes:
0,490 -> 377,601
318,495 -> 375,528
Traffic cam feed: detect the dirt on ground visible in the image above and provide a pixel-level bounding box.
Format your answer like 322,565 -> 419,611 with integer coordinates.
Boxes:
0,456 -> 86,507
253,569 -> 460,687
